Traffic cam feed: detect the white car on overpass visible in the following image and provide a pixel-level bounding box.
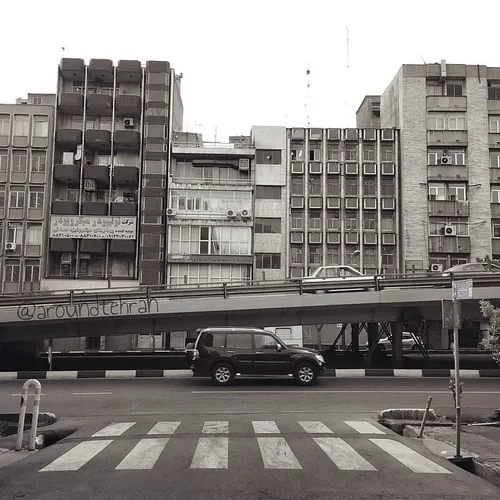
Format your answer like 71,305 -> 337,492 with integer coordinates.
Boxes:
300,265 -> 377,292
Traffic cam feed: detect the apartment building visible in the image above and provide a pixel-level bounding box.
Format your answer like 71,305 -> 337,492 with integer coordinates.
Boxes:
0,93 -> 55,293
380,60 -> 500,272
356,96 -> 381,129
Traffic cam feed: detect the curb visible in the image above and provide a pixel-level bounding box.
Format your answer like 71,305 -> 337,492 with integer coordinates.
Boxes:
1,368 -> 500,381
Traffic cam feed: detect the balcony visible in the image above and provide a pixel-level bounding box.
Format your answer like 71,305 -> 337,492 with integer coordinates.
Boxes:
88,59 -> 114,82
85,129 -> 111,151
113,166 -> 139,185
493,240 -> 500,255
428,236 -> 471,254
83,165 -> 109,185
488,100 -> 500,113
489,133 -> 500,148
427,130 -> 468,146
56,129 -> 82,150
52,201 -> 79,215
86,94 -> 112,116
117,60 -> 142,83
58,93 -> 84,114
111,202 -> 137,216
491,204 -> 500,218
428,200 -> 470,216
115,95 -> 141,117
427,165 -> 468,181
114,130 -> 140,152
172,136 -> 255,159
490,169 -> 500,183
427,96 -> 467,112
81,201 -> 108,215
110,240 -> 136,254
60,58 -> 85,80
54,164 -> 80,183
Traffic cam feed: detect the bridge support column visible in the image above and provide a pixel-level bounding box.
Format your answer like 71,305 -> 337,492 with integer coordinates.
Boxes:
390,322 -> 403,368
350,323 -> 360,355
367,323 -> 378,348
0,341 -> 43,370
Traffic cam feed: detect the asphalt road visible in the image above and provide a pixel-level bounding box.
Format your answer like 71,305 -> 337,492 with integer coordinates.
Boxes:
1,377 -> 500,500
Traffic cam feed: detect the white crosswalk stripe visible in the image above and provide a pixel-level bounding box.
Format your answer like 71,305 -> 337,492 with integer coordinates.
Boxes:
370,438 -> 452,474
39,440 -> 113,472
344,421 -> 385,434
92,422 -> 135,437
252,421 -> 280,434
147,422 -> 181,435
257,437 -> 302,469
314,437 -> 376,471
115,438 -> 169,470
298,421 -> 333,434
191,437 -> 228,469
202,421 -> 229,434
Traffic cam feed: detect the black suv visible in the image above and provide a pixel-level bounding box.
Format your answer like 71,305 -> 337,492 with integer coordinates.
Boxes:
186,327 -> 326,386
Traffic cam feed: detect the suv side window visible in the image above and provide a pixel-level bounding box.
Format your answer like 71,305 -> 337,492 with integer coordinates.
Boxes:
226,333 -> 253,349
254,334 -> 278,350
201,332 -> 225,348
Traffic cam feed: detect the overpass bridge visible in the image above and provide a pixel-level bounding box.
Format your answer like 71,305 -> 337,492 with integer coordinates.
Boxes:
0,275 -> 498,346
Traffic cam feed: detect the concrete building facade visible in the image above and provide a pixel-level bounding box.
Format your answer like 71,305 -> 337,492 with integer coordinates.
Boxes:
380,60 -> 500,272
0,93 -> 55,293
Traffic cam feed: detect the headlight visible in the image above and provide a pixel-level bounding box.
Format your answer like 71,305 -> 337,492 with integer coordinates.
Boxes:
315,354 -> 325,363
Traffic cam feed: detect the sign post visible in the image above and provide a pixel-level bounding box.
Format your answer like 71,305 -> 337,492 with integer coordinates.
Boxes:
450,278 -> 473,460
48,346 -> 52,372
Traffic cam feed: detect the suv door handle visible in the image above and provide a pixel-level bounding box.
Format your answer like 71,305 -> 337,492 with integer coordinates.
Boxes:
226,350 -> 235,353
255,351 -> 263,354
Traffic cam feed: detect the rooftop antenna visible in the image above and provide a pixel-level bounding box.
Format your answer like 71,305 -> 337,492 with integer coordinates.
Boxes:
345,27 -> 349,112
305,64 -> 311,127
420,54 -> 427,65
61,47 -> 65,58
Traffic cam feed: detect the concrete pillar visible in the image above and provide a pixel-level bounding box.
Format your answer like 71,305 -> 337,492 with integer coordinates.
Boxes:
79,336 -> 86,350
99,336 -> 106,350
367,323 -> 379,348
390,322 -> 403,368
351,323 -> 360,354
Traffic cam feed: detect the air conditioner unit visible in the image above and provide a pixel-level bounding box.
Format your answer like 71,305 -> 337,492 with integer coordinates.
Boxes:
431,263 -> 444,272
241,209 -> 251,219
84,178 -> 97,191
439,155 -> 452,165
239,159 -> 250,171
124,118 -> 134,128
444,225 -> 457,236
166,208 -> 176,217
227,209 -> 237,218
5,242 -> 16,251
61,252 -> 72,264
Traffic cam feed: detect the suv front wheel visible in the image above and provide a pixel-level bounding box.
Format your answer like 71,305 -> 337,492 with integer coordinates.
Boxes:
294,362 -> 317,386
211,362 -> 235,386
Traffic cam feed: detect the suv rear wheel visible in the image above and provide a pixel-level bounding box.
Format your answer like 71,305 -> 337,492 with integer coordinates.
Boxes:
294,362 -> 317,386
211,362 -> 235,386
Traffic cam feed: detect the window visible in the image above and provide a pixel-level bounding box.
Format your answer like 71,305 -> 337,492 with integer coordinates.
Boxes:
452,151 -> 466,165
170,188 -> 252,212
5,260 -> 20,282
363,148 -> 375,162
326,247 -> 340,265
201,333 -> 226,349
309,197 -> 322,209
291,178 -> 304,195
33,115 -> 48,137
492,188 -> 500,204
447,82 -> 463,97
33,96 -> 42,105
309,148 -> 321,161
7,223 -> 22,245
309,162 -> 322,174
26,224 -> 42,246
309,177 -> 322,195
364,217 -> 376,231
382,217 -> 395,232
490,116 -> 500,133
255,186 -> 281,199
256,253 -> 281,269
363,179 -> 376,196
0,114 -> 10,136
345,148 -> 357,161
29,187 -> 44,208
254,334 -> 278,350
448,115 -> 466,130
427,115 -> 446,130
226,333 -> 253,349
490,152 -> 500,168
0,149 -> 7,172
429,184 -> 446,200
448,184 -> 466,201
308,232 -> 322,244
345,218 -> 358,230
290,196 -> 304,208
309,215 -> 322,230
428,152 -> 438,165
291,216 -> 303,230
489,84 -> 500,100
327,179 -> 340,196
382,248 -> 395,266
327,162 -> 340,174
427,83 -> 444,96
9,186 -> 25,208
364,247 -> 377,266
428,113 -> 466,130
345,178 -> 358,196
382,198 -> 396,210
13,115 -> 29,136
363,198 -> 377,209
291,247 -> 303,264
291,148 -> 304,161
493,223 -> 500,238
0,186 -> 5,209
327,216 -> 340,230
327,147 -> 339,161
381,147 -> 393,162
255,218 -> 281,233
31,151 -> 46,173
11,151 -> 27,172
290,232 -> 304,244
309,247 -> 322,265
256,149 -> 281,164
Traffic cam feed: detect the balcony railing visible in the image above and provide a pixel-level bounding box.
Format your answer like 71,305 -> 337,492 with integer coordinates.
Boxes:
427,130 -> 468,146
170,176 -> 252,185
172,140 -> 255,149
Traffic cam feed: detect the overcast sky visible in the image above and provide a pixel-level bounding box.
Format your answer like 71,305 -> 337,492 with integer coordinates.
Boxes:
1,0 -> 498,141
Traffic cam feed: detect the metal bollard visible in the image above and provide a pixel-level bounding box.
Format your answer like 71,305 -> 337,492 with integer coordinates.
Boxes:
15,379 -> 42,451
417,396 -> 433,438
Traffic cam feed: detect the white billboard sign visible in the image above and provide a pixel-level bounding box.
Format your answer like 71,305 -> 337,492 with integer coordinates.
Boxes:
50,215 -> 137,240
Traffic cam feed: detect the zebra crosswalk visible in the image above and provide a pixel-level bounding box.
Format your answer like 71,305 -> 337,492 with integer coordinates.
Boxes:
36,419 -> 452,475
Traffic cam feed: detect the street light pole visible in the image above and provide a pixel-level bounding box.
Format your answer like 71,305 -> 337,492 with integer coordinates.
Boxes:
452,277 -> 461,460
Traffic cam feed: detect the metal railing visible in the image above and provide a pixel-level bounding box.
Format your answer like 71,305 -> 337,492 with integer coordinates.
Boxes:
172,141 -> 255,149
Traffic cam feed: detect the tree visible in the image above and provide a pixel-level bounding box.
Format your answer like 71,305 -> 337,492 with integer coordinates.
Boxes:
476,255 -> 500,271
479,300 -> 500,367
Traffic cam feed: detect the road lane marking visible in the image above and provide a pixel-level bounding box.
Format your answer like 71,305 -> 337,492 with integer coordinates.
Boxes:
314,437 -> 376,471
202,421 -> 229,434
191,390 -> 500,395
11,393 -> 46,396
190,437 -> 228,468
344,421 -> 385,434
252,421 -> 280,434
370,438 -> 452,473
72,392 -> 113,396
92,422 -> 135,437
115,438 -> 168,470
257,437 -> 302,469
147,422 -> 181,435
298,421 -> 333,434
39,440 -> 112,472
